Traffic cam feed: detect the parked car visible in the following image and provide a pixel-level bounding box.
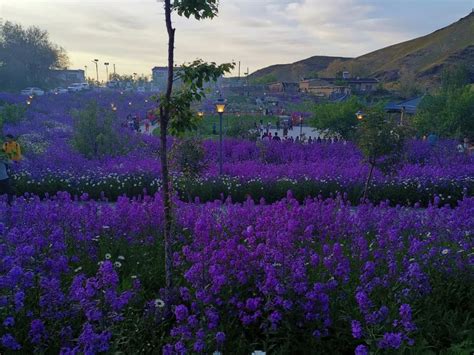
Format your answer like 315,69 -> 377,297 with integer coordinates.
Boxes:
51,87 -> 68,95
20,87 -> 45,96
68,83 -> 90,92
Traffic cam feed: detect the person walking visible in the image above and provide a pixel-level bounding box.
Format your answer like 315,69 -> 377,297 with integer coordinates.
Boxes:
144,119 -> 150,133
272,132 -> 281,141
3,134 -> 22,162
0,153 -> 13,206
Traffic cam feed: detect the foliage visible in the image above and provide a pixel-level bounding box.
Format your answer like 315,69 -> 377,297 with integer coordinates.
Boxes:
357,108 -> 405,167
398,71 -> 422,99
172,0 -> 219,19
0,21 -> 69,91
441,64 -> 471,90
170,138 -> 207,179
415,72 -> 474,139
10,171 -> 474,207
0,103 -> 26,132
309,96 -> 364,139
250,73 -> 278,85
71,102 -> 124,159
357,108 -> 405,198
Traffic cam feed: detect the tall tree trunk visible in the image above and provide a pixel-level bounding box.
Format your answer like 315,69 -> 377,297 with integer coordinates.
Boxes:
363,161 -> 375,201
159,0 -> 176,293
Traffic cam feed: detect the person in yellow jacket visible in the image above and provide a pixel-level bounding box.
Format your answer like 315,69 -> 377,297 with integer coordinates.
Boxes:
3,134 -> 22,162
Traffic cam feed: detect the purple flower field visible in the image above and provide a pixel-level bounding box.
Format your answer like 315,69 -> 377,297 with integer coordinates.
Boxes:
1,92 -> 473,353
0,193 -> 472,353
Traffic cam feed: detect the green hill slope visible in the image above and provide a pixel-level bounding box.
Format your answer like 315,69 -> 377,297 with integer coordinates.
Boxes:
248,56 -> 351,83
322,12 -> 474,86
250,12 -> 474,87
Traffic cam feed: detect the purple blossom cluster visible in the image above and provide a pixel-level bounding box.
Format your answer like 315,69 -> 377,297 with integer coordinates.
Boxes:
2,191 -> 470,352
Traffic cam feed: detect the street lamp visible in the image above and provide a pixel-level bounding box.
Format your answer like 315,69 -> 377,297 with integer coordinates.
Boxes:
104,62 -> 110,82
92,59 -> 99,83
215,97 -> 226,176
299,116 -> 304,138
356,110 -> 365,120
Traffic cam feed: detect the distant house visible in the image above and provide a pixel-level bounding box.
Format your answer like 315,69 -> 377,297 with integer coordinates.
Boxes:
49,69 -> 85,86
385,97 -> 423,125
299,78 -> 351,98
267,82 -> 299,93
343,77 -> 379,92
299,72 -> 378,97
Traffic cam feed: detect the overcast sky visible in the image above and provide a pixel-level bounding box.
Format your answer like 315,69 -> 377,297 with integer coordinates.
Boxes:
1,0 -> 473,78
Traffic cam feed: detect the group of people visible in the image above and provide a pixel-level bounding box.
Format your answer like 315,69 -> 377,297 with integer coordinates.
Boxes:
457,137 -> 474,156
0,134 -> 22,205
123,111 -> 157,133
261,131 -> 343,144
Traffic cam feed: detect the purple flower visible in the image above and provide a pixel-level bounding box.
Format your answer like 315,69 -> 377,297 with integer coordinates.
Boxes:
378,332 -> 403,349
3,316 -> 15,327
1,333 -> 21,350
351,320 -> 363,339
355,344 -> 369,355
29,319 -> 48,344
175,304 -> 189,322
216,331 -> 226,344
193,339 -> 206,352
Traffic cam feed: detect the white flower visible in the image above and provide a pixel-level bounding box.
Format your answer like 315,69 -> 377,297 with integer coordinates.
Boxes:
114,261 -> 122,268
441,249 -> 449,255
154,299 -> 165,308
97,261 -> 104,266
252,351 -> 266,355
105,253 -> 112,260
131,275 -> 138,279
117,255 -> 125,260
74,266 -> 82,273
102,225 -> 110,229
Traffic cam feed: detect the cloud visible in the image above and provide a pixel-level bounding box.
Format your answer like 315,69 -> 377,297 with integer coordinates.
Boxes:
1,0 -> 472,76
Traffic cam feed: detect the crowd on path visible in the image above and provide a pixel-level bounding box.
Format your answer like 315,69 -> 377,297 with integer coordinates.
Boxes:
122,110 -> 158,134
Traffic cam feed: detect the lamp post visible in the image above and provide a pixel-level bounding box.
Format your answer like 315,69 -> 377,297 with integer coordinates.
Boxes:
92,59 -> 99,83
104,62 -> 110,82
299,115 -> 303,138
215,98 -> 226,176
84,65 -> 88,80
356,110 -> 365,120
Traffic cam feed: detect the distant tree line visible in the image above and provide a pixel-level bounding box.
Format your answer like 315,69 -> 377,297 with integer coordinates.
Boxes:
0,21 -> 69,91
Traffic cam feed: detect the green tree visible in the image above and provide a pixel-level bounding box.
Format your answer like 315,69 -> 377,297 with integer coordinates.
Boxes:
0,103 -> 26,129
72,102 -> 123,159
310,96 -> 364,139
158,0 -> 234,293
415,66 -> 474,139
250,73 -> 278,85
357,108 -> 405,199
0,21 -> 69,91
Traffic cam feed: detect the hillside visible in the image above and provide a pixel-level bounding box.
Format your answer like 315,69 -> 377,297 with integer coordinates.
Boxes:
250,12 -> 474,87
322,12 -> 474,86
248,56 -> 351,83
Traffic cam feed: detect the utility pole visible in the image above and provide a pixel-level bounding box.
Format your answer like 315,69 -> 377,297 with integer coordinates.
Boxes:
92,59 -> 99,83
104,62 -> 110,82
238,61 -> 241,79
